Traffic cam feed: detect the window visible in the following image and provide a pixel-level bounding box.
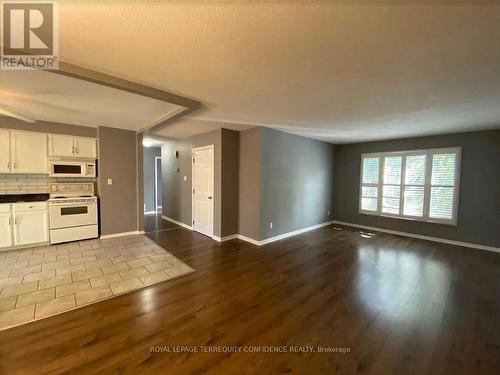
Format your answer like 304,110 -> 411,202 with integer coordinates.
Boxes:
359,147 -> 461,225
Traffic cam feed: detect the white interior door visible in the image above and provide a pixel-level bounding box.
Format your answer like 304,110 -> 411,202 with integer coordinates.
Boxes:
192,145 -> 214,237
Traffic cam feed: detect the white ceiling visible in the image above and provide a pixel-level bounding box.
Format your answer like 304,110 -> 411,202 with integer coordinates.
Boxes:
0,70 -> 185,131
153,117 -> 253,139
5,2 -> 500,143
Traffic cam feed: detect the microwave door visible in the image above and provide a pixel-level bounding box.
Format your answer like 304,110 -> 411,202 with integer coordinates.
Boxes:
54,164 -> 81,174
50,162 -> 84,177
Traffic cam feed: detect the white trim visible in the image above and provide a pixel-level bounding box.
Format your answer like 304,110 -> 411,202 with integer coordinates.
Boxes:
259,221 -> 334,245
212,234 -> 239,242
235,234 -> 261,246
213,221 -> 335,246
332,220 -> 499,253
161,215 -> 193,230
100,230 -> 144,239
191,144 -> 215,237
144,211 -> 157,215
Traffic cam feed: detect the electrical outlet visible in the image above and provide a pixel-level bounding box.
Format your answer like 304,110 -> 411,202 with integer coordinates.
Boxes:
269,222 -> 273,229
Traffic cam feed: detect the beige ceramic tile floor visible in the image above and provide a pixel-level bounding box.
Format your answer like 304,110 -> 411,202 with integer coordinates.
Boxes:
0,235 -> 194,330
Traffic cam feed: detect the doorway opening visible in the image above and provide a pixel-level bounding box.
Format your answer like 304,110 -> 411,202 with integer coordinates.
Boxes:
154,156 -> 162,213
143,145 -> 162,215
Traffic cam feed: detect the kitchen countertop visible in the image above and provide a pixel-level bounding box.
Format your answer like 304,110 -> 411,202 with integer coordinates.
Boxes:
0,194 -> 50,204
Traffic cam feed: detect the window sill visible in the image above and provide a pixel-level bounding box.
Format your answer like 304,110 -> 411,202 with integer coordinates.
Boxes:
358,210 -> 457,226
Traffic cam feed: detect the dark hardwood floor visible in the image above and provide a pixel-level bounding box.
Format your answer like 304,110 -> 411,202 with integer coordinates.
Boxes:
0,220 -> 499,374
144,213 -> 180,233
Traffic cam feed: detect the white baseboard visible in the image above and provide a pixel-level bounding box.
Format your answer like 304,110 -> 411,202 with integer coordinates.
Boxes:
212,234 -> 239,242
259,221 -> 334,245
144,211 -> 157,215
332,220 -> 500,253
212,221 -> 334,246
235,234 -> 261,246
100,230 -> 144,239
161,215 -> 193,230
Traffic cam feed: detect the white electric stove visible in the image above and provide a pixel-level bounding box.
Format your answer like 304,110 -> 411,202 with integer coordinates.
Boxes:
49,182 -> 99,244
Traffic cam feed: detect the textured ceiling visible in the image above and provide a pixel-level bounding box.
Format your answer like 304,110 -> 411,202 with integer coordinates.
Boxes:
153,117 -> 253,139
8,1 -> 500,142
0,70 -> 185,130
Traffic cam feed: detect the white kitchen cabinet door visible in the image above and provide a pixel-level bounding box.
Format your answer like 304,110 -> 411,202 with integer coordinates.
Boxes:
11,131 -> 48,174
0,213 -> 13,248
48,134 -> 74,157
13,211 -> 49,246
74,137 -> 97,158
0,129 -> 11,173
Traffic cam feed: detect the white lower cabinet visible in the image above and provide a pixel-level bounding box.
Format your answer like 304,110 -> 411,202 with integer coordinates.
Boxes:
14,210 -> 49,246
0,212 -> 13,248
0,202 -> 49,250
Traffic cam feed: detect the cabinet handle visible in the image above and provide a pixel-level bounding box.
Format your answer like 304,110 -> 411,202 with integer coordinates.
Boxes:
75,146 -> 79,155
13,161 -> 17,169
8,216 -> 12,226
14,216 -> 19,225
7,161 -> 10,169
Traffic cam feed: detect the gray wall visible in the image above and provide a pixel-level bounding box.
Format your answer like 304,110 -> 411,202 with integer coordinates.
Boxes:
238,127 -> 262,239
238,127 -> 335,241
333,129 -> 500,247
221,129 -> 240,237
260,128 -> 335,240
161,129 -> 222,236
0,117 -> 96,137
97,126 -> 139,236
143,147 -> 161,212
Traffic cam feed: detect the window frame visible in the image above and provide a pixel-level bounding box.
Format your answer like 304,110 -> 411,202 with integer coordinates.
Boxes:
359,147 -> 461,225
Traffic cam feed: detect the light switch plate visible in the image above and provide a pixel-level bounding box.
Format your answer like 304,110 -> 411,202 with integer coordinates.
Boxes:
183,176 -> 187,181
107,178 -> 113,185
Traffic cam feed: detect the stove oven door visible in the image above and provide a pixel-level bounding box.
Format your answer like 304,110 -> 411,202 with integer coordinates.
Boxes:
49,201 -> 98,229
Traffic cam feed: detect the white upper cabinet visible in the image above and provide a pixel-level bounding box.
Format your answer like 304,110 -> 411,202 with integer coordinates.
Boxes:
74,137 -> 97,158
48,134 -> 97,159
0,129 -> 10,173
10,131 -> 48,174
48,134 -> 74,157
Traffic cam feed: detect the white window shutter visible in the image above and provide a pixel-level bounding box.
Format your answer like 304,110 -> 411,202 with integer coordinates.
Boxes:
359,147 -> 460,225
360,157 -> 380,212
429,153 -> 457,220
382,156 -> 402,214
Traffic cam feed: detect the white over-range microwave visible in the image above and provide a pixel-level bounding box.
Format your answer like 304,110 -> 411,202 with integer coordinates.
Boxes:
49,159 -> 96,178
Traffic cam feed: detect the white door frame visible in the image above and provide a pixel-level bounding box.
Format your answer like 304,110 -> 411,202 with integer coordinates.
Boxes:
154,156 -> 162,213
191,144 -> 214,237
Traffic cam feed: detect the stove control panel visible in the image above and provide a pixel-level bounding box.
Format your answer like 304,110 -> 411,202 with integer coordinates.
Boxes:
49,182 -> 95,198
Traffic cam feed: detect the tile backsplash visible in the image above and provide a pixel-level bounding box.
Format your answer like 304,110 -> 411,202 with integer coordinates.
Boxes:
0,175 -> 97,195
0,174 -> 50,194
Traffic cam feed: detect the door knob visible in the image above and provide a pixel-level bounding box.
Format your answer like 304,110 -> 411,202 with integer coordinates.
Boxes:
208,196 -> 212,200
